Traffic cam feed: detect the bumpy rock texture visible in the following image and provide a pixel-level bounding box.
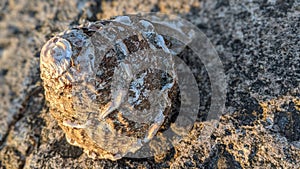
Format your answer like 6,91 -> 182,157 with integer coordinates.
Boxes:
0,0 -> 299,168
40,16 -> 178,160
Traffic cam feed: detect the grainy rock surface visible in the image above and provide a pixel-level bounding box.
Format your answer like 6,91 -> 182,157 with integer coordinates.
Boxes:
0,0 -> 299,168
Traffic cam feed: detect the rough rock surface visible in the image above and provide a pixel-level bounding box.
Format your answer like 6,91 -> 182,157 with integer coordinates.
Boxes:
0,0 -> 299,168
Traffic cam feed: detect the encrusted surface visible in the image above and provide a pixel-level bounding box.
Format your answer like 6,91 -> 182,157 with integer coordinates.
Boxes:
0,0 -> 299,168
40,16 -> 177,160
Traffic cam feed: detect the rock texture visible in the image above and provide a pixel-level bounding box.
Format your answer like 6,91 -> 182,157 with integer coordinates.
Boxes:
0,0 -> 299,168
39,17 -> 178,160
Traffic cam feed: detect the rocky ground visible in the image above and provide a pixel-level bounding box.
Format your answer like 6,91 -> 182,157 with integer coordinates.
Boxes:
0,0 -> 299,168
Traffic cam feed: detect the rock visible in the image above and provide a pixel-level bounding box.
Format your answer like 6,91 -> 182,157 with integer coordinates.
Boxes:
0,0 -> 299,168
